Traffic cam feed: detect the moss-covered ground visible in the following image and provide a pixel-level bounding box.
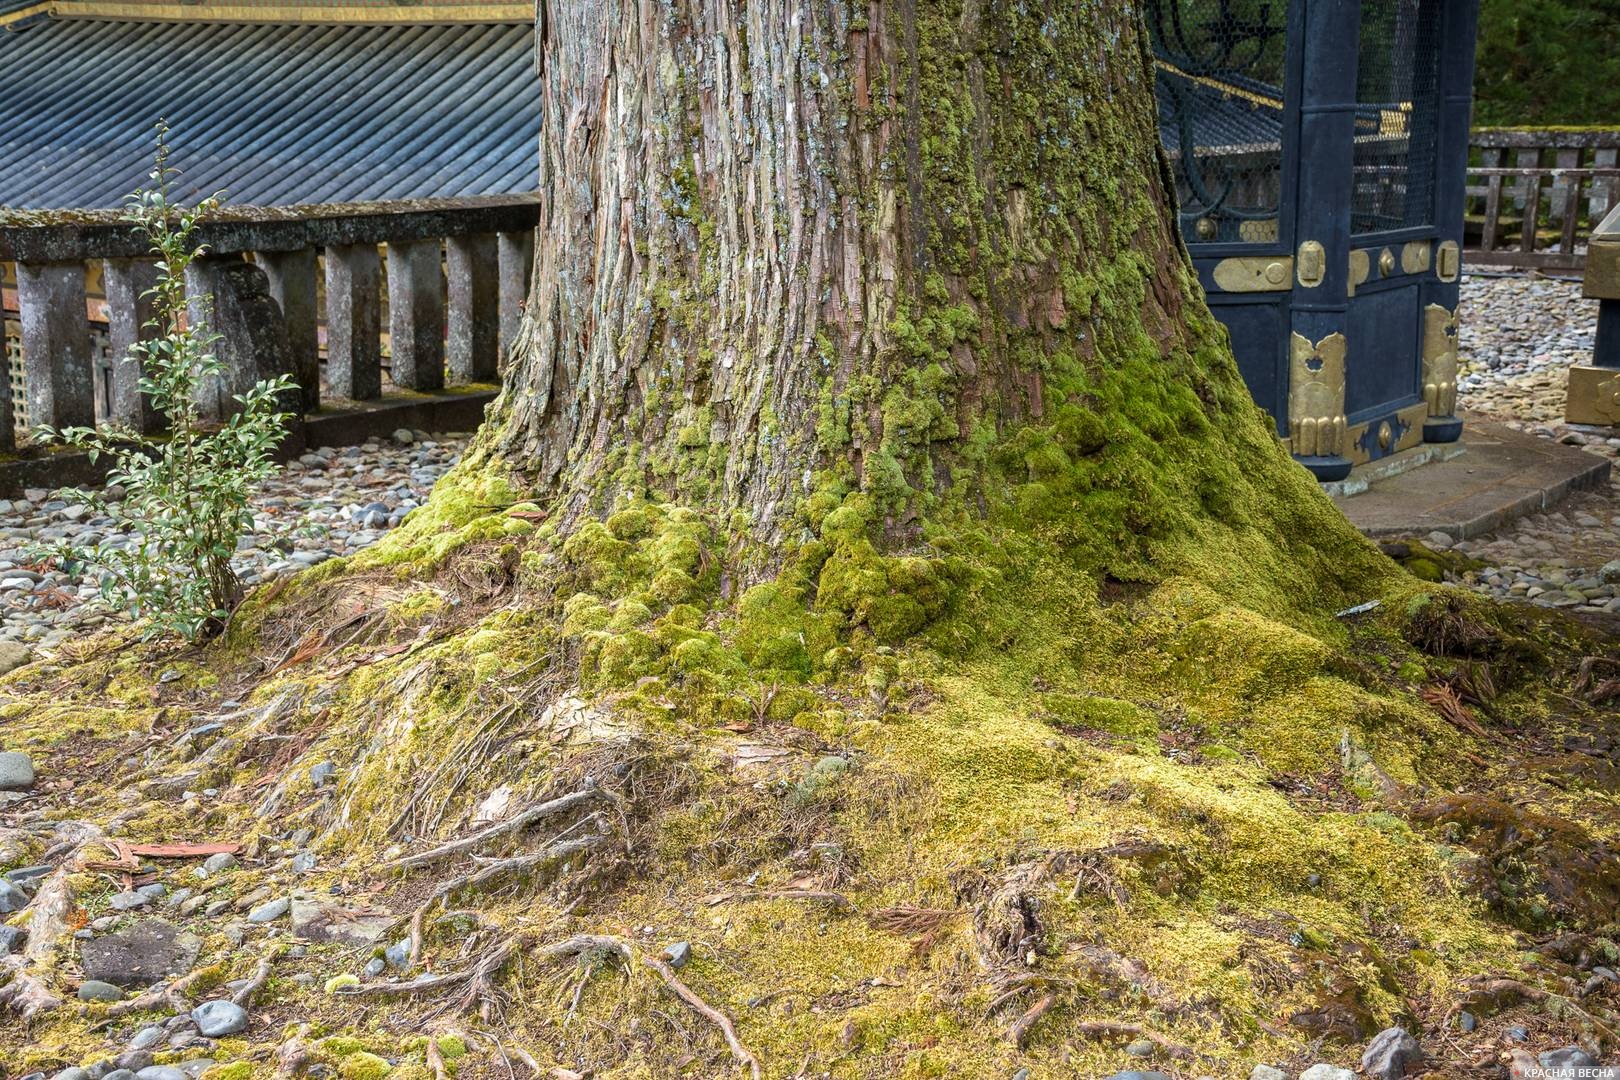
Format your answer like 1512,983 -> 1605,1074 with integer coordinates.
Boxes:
3,340 -> 1618,1078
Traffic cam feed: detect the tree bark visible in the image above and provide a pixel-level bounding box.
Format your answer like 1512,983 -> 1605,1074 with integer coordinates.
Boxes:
494,0 -> 1199,543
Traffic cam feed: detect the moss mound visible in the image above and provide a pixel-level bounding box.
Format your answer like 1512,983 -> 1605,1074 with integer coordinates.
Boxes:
2,414 -> 1618,1077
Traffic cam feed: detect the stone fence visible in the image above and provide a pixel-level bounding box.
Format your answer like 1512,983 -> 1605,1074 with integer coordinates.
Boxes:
0,194 -> 540,459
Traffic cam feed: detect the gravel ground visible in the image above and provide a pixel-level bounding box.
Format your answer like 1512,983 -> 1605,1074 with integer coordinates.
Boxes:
1448,269 -> 1620,613
0,270 -> 1616,646
0,429 -> 467,649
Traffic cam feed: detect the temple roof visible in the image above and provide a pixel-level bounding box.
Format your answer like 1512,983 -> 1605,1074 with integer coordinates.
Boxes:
0,17 -> 539,208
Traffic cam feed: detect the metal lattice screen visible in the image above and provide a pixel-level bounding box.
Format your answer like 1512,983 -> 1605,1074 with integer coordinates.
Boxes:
1148,0 -> 1289,244
1351,0 -> 1442,233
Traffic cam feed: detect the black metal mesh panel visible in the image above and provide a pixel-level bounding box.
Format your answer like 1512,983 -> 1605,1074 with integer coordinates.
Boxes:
1148,0 -> 1289,245
1351,0 -> 1442,234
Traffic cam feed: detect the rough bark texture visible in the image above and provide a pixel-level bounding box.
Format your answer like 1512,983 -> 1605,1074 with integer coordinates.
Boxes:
495,0 -> 1186,538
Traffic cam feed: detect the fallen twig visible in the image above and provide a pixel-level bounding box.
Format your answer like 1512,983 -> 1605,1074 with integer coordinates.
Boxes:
644,953 -> 762,1080
387,784 -> 600,871
703,888 -> 852,910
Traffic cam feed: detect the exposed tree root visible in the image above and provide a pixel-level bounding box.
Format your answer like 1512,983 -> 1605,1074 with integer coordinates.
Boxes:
406,820 -> 611,963
90,963 -> 226,1028
1071,1019 -> 1195,1059
644,952 -> 763,1080
232,947 -> 281,1006
1452,976 -> 1620,1044
387,778 -> 601,872
342,933 -> 527,1020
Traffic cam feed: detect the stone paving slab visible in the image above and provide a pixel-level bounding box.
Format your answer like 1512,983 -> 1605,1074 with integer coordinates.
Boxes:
1334,418 -> 1613,539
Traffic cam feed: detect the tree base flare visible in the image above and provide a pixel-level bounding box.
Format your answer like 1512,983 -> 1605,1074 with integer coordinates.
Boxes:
2,475 -> 1618,1078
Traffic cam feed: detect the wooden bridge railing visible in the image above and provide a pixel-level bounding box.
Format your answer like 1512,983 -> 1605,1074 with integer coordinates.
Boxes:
0,195 -> 539,453
1465,128 -> 1620,272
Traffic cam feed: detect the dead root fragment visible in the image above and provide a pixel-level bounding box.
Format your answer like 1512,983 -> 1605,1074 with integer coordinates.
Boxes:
232,947 -> 281,1006
1071,1020 -> 1194,1059
868,906 -> 958,957
1007,990 -> 1058,1048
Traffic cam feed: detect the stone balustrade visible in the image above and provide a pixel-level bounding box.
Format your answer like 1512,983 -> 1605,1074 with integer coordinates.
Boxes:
0,195 -> 539,453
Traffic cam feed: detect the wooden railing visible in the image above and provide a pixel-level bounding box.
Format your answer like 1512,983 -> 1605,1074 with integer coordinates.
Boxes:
0,195 -> 539,452
1465,128 -> 1620,271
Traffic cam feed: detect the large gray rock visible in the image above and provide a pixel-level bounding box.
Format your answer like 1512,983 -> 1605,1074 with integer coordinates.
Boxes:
1362,1026 -> 1422,1079
1249,1068 -> 1287,1080
0,750 -> 34,790
134,1068 -> 187,1080
80,920 -> 201,988
0,925 -> 23,954
0,878 -> 29,913
190,999 -> 248,1037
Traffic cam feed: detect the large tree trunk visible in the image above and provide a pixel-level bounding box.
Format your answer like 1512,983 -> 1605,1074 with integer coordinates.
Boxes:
495,0 -> 1202,542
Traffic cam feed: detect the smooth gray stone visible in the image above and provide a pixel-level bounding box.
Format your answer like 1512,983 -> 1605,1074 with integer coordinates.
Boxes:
77,979 -> 125,1002
245,897 -> 290,923
1540,1048 -> 1598,1069
0,750 -> 33,790
190,999 -> 247,1037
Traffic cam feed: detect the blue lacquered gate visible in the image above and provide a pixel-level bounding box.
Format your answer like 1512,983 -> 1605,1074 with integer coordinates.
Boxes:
1152,0 -> 1480,481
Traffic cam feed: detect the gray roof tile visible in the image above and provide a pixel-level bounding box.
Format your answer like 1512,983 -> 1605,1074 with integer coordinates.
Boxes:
0,18 -> 539,208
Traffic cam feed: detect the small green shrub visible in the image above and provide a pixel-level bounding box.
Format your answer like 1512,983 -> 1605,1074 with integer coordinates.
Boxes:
37,126 -> 296,642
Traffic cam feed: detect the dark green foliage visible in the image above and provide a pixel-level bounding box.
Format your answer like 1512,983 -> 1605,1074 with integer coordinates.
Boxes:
1474,0 -> 1620,126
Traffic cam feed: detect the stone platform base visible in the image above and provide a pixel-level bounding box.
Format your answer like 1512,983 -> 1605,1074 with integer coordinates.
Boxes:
1333,417 -> 1613,539
0,386 -> 496,500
